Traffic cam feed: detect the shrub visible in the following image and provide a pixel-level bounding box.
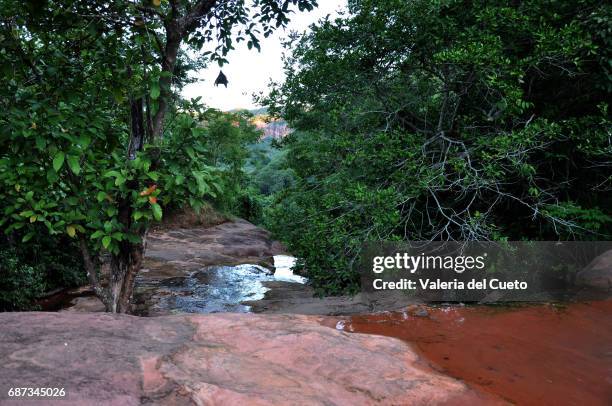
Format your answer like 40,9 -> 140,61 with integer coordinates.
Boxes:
0,249 -> 46,311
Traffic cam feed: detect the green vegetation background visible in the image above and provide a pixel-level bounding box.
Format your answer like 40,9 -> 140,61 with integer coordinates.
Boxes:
1,0 -> 611,308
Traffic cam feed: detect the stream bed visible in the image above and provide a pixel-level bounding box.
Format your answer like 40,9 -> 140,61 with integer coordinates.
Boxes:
135,255 -> 307,315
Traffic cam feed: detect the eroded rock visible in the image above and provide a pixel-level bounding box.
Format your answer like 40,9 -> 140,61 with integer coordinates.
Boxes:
144,219 -> 285,273
0,312 -> 500,405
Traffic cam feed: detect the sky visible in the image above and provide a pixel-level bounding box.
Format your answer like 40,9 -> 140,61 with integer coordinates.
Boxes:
181,1 -> 347,111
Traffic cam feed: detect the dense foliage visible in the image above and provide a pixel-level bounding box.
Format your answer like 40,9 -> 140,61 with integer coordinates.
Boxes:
263,0 -> 612,294
0,231 -> 85,310
0,0 -> 316,311
159,104 -> 261,215
237,136 -> 295,223
0,249 -> 46,311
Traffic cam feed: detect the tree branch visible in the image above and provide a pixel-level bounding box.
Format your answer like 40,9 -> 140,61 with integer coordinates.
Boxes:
78,236 -> 111,310
135,5 -> 166,20
181,0 -> 217,34
151,0 -> 218,139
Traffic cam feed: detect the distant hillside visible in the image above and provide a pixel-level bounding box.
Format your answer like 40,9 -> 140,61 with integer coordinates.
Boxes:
227,107 -> 290,140
249,107 -> 268,115
251,115 -> 291,140
227,107 -> 268,115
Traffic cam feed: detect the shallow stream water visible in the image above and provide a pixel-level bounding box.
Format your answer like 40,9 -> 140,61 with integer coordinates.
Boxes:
141,255 -> 306,314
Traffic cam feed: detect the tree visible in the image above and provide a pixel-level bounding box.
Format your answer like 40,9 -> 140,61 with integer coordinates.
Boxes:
0,0 -> 317,312
262,0 -> 612,293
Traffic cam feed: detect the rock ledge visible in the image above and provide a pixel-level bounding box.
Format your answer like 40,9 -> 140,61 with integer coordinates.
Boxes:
0,312 -> 497,405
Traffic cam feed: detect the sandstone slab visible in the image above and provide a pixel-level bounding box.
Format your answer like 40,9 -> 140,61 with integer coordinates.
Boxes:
144,219 -> 286,275
0,312 -> 498,405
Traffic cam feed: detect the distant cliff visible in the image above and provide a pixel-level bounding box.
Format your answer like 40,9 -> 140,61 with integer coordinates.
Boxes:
251,115 -> 291,140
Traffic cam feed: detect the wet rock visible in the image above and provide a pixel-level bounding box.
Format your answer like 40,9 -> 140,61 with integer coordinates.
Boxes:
136,264 -> 278,316
121,220 -> 288,315
159,277 -> 188,287
245,283 -> 421,315
403,305 -> 429,318
576,249 -> 612,291
193,269 -> 213,284
0,312 -> 496,405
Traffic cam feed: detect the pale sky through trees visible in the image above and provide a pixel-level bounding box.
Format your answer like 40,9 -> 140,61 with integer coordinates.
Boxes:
182,0 -> 347,111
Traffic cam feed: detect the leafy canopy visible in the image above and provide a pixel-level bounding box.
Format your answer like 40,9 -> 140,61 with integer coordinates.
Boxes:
263,0 -> 612,294
1,0 -> 317,310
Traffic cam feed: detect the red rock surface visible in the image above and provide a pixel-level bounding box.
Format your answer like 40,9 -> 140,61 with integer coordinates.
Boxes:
0,312 -> 499,405
143,219 -> 286,274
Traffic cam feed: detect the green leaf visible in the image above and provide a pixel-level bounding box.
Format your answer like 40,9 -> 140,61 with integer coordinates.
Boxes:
104,170 -> 121,178
150,82 -> 160,99
102,236 -> 112,249
35,136 -> 46,150
66,225 -> 76,237
78,135 -> 91,148
53,152 -> 65,172
67,155 -> 81,175
151,203 -> 163,221
65,197 -> 79,205
22,232 -> 35,243
47,169 -> 59,183
126,233 -> 142,243
91,230 -> 105,239
185,147 -> 196,160
96,191 -> 107,202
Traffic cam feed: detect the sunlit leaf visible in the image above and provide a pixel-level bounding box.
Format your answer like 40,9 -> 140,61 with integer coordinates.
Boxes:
151,203 -> 162,221
67,155 -> 81,175
53,152 -> 65,172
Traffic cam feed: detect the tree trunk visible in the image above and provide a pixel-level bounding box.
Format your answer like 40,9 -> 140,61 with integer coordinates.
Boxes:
91,1 -> 216,313
79,236 -> 111,310
80,235 -> 147,313
108,240 -> 146,313
81,98 -> 150,314
128,97 -> 145,159
93,79 -> 151,313
151,26 -> 181,139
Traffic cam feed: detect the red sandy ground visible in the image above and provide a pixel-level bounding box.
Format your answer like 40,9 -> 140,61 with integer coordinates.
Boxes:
339,301 -> 612,405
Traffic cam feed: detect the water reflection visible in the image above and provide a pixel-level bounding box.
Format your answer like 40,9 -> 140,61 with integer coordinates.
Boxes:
152,256 -> 306,314
272,255 -> 307,283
